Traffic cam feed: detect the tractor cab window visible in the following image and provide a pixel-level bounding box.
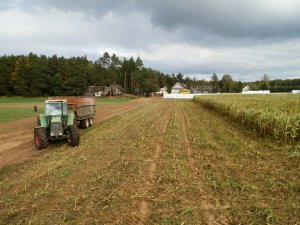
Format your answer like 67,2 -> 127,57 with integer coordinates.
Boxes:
45,103 -> 68,116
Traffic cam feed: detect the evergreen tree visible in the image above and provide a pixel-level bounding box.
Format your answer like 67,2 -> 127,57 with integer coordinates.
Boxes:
210,73 -> 219,92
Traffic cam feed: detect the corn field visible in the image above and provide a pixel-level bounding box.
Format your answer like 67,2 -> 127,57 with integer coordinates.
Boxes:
194,94 -> 300,143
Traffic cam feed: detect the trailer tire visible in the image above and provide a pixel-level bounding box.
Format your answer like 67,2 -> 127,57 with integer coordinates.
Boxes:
81,119 -> 89,129
34,127 -> 48,150
67,125 -> 80,146
88,118 -> 93,127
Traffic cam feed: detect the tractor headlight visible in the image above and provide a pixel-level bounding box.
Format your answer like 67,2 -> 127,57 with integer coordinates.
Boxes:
51,131 -> 63,136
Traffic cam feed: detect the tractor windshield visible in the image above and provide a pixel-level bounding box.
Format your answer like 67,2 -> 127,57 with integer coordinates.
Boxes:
45,103 -> 68,116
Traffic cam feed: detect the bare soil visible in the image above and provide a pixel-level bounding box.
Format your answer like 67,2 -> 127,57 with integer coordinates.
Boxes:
0,99 -> 299,224
0,97 -> 152,168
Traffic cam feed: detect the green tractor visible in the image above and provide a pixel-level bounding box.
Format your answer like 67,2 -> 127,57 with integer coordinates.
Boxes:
34,99 -> 80,150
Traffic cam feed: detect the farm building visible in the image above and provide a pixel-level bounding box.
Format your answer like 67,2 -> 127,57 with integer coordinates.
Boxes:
107,85 -> 124,96
86,86 -> 103,96
241,86 -> 270,94
86,85 -> 124,97
155,86 -> 167,95
190,86 -> 214,93
292,90 -> 300,94
171,82 -> 190,94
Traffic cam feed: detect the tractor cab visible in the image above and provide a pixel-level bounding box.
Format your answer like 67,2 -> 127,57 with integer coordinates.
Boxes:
44,100 -> 69,138
45,99 -> 68,117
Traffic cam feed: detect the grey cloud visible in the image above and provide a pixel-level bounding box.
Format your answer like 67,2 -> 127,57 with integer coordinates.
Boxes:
9,0 -> 300,37
1,0 -> 300,81
138,0 -> 300,40
12,0 -> 300,41
17,0 -> 135,18
0,0 -> 19,10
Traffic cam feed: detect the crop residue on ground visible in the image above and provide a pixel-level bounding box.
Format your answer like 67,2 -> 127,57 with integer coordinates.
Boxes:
0,98 -> 299,224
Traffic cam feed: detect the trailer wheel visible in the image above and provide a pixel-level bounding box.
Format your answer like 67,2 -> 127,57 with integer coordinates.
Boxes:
81,119 -> 89,129
67,126 -> 80,146
34,127 -> 48,150
88,118 -> 93,127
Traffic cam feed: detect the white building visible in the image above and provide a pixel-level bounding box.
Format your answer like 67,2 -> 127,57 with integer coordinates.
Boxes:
171,82 -> 188,94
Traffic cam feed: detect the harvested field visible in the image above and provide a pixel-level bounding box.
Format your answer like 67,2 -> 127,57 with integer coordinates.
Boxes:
0,97 -> 151,168
0,99 -> 299,224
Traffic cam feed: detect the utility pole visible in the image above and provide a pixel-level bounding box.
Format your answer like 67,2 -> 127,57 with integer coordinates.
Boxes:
124,71 -> 127,95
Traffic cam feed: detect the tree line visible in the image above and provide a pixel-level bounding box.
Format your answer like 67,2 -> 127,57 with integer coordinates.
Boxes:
0,52 -> 299,97
0,52 -> 163,96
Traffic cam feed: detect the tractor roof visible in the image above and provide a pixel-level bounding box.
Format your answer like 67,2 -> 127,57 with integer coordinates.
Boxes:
45,99 -> 67,104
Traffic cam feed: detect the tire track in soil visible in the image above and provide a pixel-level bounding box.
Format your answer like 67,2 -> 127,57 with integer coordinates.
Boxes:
0,98 -> 152,168
132,103 -> 173,225
179,107 -> 227,225
93,98 -> 152,123
0,133 -> 32,153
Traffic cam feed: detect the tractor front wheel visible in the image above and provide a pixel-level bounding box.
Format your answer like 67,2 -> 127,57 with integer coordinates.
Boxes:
34,127 -> 48,150
67,126 -> 80,147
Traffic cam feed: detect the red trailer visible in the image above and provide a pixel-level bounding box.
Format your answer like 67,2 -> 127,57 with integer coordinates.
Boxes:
48,97 -> 96,129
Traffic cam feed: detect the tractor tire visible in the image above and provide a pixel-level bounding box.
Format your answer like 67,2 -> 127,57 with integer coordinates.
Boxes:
81,119 -> 89,129
88,118 -> 93,127
34,127 -> 48,150
67,125 -> 80,146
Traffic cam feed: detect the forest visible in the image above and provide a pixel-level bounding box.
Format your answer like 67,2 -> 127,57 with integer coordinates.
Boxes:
0,52 -> 300,97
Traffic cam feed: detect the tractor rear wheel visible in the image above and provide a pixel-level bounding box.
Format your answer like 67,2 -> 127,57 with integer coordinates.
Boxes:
88,118 -> 93,127
67,126 -> 80,146
81,119 -> 89,129
34,127 -> 48,150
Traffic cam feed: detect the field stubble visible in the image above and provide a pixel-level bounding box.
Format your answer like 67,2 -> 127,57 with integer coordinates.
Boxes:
184,100 -> 300,224
0,99 -> 299,224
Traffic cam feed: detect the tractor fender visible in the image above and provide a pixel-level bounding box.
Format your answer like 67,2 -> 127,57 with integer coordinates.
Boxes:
38,114 -> 48,127
67,112 -> 75,126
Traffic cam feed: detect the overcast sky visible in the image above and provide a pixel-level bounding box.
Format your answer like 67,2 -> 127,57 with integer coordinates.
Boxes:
1,0 -> 300,81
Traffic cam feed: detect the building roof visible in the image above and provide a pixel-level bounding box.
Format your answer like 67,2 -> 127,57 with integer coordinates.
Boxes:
87,86 -> 104,92
172,82 -> 187,89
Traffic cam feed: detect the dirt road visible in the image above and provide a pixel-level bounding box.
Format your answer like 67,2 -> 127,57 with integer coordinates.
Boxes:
0,98 -> 152,168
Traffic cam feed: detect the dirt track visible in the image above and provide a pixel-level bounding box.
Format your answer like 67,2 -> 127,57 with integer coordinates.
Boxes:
0,98 -> 152,168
